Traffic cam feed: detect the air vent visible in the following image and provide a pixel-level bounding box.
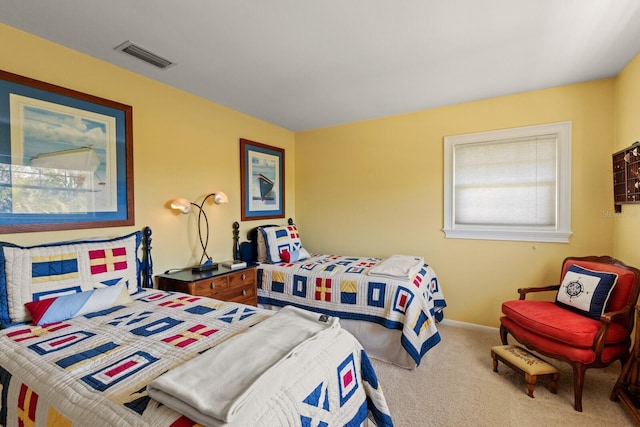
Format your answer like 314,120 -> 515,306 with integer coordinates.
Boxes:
114,40 -> 175,70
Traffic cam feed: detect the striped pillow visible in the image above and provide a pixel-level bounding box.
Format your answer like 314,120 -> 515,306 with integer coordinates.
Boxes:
25,283 -> 133,326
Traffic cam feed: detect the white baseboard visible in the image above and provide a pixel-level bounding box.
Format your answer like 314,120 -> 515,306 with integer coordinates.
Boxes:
440,318 -> 499,332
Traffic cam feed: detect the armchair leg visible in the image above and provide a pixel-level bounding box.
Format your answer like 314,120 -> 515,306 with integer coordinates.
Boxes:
499,324 -> 509,345
572,363 -> 586,412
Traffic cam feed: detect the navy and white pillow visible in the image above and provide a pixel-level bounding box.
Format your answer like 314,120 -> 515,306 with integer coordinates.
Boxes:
555,264 -> 618,319
259,225 -> 308,263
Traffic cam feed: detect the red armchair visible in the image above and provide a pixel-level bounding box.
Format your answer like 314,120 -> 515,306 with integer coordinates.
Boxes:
500,256 -> 640,411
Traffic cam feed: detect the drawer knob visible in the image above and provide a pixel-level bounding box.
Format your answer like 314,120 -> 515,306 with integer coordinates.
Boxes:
210,283 -> 216,289
241,273 -> 246,280
242,289 -> 247,296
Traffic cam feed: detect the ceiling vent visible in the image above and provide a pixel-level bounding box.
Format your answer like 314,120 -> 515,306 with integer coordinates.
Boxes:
114,40 -> 175,70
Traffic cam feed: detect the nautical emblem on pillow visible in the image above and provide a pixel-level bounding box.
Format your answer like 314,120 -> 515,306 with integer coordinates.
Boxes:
31,253 -> 80,283
89,247 -> 128,274
564,278 -> 586,300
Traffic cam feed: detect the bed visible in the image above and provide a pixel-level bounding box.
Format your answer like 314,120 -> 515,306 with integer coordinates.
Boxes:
0,227 -> 392,426
238,221 -> 447,369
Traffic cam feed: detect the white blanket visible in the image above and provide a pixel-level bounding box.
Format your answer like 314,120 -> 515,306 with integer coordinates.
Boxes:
148,305 -> 340,426
368,254 -> 424,280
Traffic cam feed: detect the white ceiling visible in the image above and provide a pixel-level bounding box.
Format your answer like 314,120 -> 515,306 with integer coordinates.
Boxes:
2,0 -> 640,131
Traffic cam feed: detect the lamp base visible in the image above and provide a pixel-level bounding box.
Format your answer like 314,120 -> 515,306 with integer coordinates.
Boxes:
191,262 -> 219,273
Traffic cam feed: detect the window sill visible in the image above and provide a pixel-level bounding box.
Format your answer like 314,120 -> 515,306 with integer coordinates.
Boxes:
442,228 -> 572,243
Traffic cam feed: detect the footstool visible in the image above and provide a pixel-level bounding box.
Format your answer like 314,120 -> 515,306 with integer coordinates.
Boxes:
491,344 -> 559,398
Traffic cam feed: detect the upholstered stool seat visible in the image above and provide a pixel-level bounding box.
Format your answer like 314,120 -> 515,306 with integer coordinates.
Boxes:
491,344 -> 559,398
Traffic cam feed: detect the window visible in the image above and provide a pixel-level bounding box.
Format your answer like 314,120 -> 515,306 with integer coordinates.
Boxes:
443,122 -> 572,243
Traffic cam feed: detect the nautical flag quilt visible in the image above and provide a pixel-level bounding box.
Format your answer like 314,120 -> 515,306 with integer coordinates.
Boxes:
0,290 -> 393,427
257,254 -> 447,366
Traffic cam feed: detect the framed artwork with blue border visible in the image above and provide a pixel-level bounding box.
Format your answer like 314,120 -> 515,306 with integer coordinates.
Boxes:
240,138 -> 285,221
0,69 -> 134,233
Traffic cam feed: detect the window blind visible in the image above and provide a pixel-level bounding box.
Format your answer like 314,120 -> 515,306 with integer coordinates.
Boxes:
453,135 -> 557,228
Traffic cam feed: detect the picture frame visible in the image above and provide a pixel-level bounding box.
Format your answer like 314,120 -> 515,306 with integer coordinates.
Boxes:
0,70 -> 134,233
240,138 -> 284,221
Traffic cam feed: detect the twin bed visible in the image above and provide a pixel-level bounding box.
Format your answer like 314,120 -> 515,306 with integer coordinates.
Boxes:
239,221 -> 447,369
0,227 -> 392,426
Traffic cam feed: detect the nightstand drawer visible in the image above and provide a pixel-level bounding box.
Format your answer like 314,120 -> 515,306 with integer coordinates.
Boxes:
228,269 -> 255,288
156,265 -> 258,306
226,268 -> 257,305
191,276 -> 228,297
218,281 -> 256,305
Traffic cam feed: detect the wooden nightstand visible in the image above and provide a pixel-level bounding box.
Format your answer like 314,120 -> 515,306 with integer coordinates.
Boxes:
156,264 -> 258,306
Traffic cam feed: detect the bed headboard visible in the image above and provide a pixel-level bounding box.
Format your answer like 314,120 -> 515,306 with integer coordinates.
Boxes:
238,218 -> 293,263
142,226 -> 153,288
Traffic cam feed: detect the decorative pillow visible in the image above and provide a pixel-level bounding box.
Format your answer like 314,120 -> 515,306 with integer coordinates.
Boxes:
260,225 -> 304,263
0,230 -> 141,327
555,264 -> 618,320
24,282 -> 133,326
280,247 -> 311,263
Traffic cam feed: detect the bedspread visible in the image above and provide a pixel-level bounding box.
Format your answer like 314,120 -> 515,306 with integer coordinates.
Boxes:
257,254 -> 447,366
0,289 -> 392,426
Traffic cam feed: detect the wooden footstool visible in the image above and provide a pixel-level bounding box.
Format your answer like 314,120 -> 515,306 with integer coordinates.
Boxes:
491,345 -> 559,398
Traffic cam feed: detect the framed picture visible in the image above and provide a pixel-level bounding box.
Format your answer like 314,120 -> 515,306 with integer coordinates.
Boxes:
0,70 -> 134,233
240,138 -> 284,221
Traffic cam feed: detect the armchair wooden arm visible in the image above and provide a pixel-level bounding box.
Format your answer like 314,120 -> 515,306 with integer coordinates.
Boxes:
601,305 -> 634,323
593,313 -> 615,356
517,284 -> 560,300
593,306 -> 634,357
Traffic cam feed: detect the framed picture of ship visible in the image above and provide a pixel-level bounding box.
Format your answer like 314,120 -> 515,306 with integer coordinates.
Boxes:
240,138 -> 284,221
0,69 -> 133,233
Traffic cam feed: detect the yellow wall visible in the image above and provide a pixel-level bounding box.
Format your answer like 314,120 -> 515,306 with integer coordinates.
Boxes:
614,53 -> 640,266
0,24 -> 295,274
296,80 -> 617,327
2,24 -> 634,328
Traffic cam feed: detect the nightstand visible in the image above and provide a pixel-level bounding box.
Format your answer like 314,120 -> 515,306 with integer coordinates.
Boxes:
156,264 -> 258,306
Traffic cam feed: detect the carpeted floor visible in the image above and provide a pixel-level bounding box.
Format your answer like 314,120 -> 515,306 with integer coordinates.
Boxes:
370,320 -> 636,426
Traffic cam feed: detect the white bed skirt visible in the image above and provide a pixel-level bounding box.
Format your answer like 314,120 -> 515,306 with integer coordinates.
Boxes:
259,304 -> 416,369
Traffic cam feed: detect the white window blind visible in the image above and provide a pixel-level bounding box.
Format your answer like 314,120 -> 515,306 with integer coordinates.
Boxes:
454,135 -> 556,226
443,122 -> 572,243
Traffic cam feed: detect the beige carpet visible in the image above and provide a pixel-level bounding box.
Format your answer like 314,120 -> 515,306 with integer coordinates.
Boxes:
370,320 -> 636,426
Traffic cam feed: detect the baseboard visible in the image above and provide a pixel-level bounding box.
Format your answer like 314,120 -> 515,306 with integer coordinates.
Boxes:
440,318 -> 499,332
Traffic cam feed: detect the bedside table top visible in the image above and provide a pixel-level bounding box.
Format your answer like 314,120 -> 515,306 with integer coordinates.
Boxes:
157,263 -> 258,283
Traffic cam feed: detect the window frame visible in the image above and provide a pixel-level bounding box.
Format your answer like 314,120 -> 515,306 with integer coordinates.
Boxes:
443,121 -> 572,243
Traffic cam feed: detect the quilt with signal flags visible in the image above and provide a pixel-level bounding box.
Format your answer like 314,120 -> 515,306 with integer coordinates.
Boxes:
257,254 -> 447,366
0,289 -> 392,427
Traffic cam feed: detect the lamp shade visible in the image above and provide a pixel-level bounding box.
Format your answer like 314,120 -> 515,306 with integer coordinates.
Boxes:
170,197 -> 192,214
213,191 -> 229,205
